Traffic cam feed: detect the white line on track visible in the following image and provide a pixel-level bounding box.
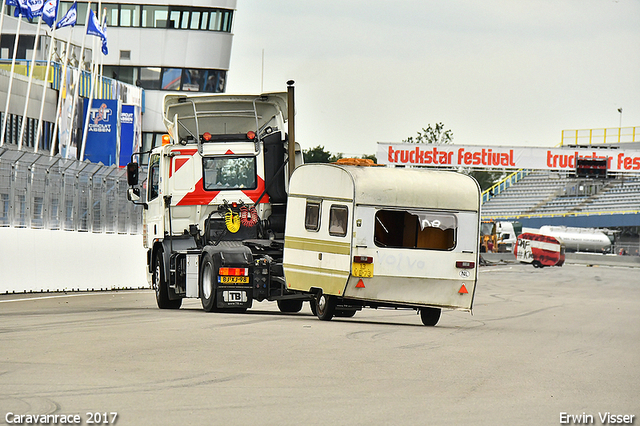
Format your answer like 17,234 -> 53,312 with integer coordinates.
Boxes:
0,291 -> 151,303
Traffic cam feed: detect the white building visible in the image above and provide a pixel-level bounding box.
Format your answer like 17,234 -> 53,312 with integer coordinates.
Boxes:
0,0 -> 236,155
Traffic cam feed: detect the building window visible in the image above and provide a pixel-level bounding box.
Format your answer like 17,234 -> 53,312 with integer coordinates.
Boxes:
142,5 -> 168,28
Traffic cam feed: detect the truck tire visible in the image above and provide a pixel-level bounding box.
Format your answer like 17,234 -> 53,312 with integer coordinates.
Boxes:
200,252 -> 218,312
277,299 -> 303,313
419,307 -> 441,326
154,252 -> 181,309
315,294 -> 336,321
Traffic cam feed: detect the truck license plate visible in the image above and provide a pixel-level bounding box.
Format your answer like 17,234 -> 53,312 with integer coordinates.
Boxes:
222,290 -> 247,303
352,263 -> 373,278
219,276 -> 249,284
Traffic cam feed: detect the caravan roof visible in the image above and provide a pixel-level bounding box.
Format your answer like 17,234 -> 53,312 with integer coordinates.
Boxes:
289,164 -> 480,212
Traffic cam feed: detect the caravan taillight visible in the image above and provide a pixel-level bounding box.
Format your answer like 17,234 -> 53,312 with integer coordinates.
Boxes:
456,261 -> 475,269
219,268 -> 249,276
353,256 -> 373,264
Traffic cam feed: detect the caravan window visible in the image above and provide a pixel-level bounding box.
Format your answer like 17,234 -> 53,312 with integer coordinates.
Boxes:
304,201 -> 320,231
374,210 -> 456,250
329,205 -> 349,237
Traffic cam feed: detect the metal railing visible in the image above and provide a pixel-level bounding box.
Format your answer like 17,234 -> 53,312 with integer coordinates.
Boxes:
482,169 -> 529,204
0,146 -> 144,233
561,126 -> 640,146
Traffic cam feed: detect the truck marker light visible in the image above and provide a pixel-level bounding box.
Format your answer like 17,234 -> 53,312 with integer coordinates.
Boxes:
356,279 -> 366,288
161,134 -> 171,145
456,261 -> 474,269
247,131 -> 256,140
459,284 -> 468,294
202,132 -> 212,141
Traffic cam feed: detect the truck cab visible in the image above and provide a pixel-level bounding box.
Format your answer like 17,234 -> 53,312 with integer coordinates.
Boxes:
127,89 -> 304,312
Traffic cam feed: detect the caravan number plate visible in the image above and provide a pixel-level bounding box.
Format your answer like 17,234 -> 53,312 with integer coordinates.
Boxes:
352,263 -> 373,278
219,276 -> 249,284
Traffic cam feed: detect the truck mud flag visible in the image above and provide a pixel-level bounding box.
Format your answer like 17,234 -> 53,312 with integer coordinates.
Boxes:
55,1 -> 76,29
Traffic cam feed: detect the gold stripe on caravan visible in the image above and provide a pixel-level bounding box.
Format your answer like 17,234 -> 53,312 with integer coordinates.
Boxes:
284,236 -> 351,255
284,264 -> 349,295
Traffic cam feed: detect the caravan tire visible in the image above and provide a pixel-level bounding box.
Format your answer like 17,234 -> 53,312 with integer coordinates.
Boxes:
154,251 -> 181,310
420,307 -> 441,326
277,299 -> 303,313
315,294 -> 336,321
200,252 -> 218,312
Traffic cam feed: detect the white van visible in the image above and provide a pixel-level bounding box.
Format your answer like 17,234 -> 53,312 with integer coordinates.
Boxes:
283,163 -> 481,326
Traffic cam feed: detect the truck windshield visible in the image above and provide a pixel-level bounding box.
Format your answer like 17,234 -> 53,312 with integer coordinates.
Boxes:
374,210 -> 456,250
203,156 -> 257,190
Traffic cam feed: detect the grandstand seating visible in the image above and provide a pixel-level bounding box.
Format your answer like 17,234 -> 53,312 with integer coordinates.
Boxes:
482,171 -> 640,218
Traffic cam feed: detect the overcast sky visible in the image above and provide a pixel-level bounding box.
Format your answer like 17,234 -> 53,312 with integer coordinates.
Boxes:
226,0 -> 639,157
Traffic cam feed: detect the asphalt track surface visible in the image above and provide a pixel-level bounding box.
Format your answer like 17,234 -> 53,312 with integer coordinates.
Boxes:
1,263 -> 639,426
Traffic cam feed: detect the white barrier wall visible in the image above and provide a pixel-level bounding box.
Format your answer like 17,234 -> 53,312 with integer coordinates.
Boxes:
0,228 -> 149,293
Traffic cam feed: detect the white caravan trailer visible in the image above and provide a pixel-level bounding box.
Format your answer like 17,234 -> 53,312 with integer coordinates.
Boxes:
283,163 -> 481,326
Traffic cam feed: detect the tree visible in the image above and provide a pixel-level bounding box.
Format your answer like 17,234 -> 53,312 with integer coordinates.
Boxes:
467,169 -> 504,192
404,122 -> 453,145
303,145 -> 332,163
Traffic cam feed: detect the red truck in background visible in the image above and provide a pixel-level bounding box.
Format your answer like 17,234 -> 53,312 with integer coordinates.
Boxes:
514,232 -> 565,268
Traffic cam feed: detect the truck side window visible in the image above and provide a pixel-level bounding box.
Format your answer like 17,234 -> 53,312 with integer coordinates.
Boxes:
304,201 -> 320,231
329,205 -> 348,237
148,155 -> 160,201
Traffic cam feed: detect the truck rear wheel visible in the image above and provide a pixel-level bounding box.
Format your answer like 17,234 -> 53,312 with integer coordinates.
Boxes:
200,252 -> 218,312
154,252 -> 181,309
419,307 -> 441,326
277,299 -> 303,313
315,294 -> 336,321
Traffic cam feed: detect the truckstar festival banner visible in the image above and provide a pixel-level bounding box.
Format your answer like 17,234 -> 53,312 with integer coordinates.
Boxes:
377,143 -> 640,173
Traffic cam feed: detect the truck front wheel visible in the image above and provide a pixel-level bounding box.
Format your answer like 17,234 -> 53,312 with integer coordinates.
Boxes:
200,252 -> 218,312
154,252 -> 181,309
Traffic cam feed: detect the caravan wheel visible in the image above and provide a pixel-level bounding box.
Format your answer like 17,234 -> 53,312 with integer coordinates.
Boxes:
315,294 -> 336,321
419,307 -> 441,326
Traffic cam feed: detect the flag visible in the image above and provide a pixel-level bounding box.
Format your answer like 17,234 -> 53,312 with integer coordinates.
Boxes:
42,0 -> 58,28
6,0 -> 18,6
100,16 -> 108,55
27,0 -> 44,18
14,0 -> 44,19
86,8 -> 106,42
55,1 -> 76,29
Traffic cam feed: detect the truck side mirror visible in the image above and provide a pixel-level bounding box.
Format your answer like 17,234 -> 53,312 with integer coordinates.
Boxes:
127,187 -> 140,202
127,162 -> 139,186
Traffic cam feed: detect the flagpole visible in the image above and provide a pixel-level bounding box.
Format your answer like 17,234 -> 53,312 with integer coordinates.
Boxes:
65,2 -> 91,159
80,4 -> 104,161
50,25 -> 73,156
0,16 -> 22,147
34,25 -> 57,153
18,15 -> 44,150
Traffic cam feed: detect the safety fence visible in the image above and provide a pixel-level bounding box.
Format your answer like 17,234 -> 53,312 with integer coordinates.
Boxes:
0,146 -> 144,233
561,126 -> 640,146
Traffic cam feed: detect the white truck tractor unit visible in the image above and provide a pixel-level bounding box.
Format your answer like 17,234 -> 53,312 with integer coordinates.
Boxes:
126,84 -> 306,313
126,83 -> 482,326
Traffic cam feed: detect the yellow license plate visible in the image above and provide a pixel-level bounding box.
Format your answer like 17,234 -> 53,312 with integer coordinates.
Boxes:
219,276 -> 249,284
352,262 -> 373,278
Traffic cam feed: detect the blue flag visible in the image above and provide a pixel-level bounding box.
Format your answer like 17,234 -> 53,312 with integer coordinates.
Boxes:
6,0 -> 18,6
55,1 -> 76,29
86,9 -> 106,40
100,18 -> 108,55
42,0 -> 58,28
